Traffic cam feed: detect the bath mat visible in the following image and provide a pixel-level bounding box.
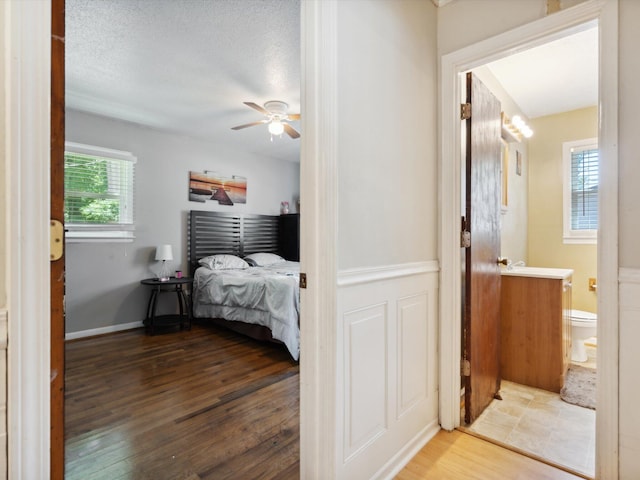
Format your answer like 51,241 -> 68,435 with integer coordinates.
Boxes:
560,364 -> 596,410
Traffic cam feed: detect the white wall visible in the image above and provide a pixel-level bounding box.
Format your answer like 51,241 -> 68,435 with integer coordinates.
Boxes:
333,1 -> 440,478
438,0 -> 588,56
65,109 -> 300,335
619,0 -> 640,268
337,1 -> 437,270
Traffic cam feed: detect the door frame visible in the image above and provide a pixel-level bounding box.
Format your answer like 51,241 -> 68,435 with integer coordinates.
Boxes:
5,0 -> 52,477
299,0 -> 339,477
5,0 -> 336,477
438,0 -> 618,478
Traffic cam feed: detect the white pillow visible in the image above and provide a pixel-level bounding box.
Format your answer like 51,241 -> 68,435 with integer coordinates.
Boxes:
198,254 -> 249,270
244,252 -> 285,267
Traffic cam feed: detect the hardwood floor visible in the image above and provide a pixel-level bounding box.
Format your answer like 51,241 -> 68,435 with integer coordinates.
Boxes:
396,430 -> 585,480
64,322 -> 300,479
66,323 -> 585,480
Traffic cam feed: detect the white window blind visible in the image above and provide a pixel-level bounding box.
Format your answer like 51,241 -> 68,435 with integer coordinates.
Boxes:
563,138 -> 598,244
64,142 -> 136,241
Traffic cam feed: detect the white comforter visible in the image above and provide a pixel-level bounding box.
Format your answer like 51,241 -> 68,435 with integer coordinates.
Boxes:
193,261 -> 300,360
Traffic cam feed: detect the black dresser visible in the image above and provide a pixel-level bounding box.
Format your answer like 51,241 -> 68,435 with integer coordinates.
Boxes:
278,213 -> 300,261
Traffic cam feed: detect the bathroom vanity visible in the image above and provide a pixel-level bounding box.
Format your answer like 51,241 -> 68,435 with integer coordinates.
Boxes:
500,267 -> 573,393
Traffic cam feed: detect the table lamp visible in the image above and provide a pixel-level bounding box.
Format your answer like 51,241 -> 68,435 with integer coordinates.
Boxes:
155,244 -> 173,281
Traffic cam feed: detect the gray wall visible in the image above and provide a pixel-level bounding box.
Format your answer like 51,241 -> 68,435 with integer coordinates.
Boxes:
65,109 -> 300,335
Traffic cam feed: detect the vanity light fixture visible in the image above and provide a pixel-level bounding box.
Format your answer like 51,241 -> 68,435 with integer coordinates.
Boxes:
502,112 -> 533,142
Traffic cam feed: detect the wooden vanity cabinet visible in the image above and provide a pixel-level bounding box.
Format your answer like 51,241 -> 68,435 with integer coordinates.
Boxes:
500,274 -> 572,393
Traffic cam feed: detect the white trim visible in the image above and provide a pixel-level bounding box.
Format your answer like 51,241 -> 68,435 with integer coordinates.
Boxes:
373,421 -> 440,480
0,310 -> 7,349
5,0 -> 51,478
337,261 -> 439,287
438,1 -> 618,478
65,321 -> 144,341
299,1 -> 338,478
437,26 -> 462,433
563,237 -> 597,245
64,140 -> 136,240
66,236 -> 135,243
65,231 -> 135,242
431,0 -> 454,6
562,137 -> 598,244
619,268 -> 640,284
595,2 -> 619,478
65,141 -> 137,163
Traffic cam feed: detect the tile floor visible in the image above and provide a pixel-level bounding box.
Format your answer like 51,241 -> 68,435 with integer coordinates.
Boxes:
469,377 -> 596,477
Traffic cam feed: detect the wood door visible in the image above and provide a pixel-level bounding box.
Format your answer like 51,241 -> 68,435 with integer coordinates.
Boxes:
462,72 -> 502,424
51,0 -> 66,478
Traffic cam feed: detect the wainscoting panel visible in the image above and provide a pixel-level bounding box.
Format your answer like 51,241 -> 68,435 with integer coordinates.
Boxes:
336,261 -> 440,480
343,303 -> 388,460
397,293 -> 428,418
618,268 -> 640,477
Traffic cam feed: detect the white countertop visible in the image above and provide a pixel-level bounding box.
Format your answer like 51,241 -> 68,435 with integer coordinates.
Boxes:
501,266 -> 573,279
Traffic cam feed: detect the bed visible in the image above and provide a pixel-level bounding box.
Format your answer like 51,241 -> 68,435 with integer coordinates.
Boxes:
188,210 -> 300,360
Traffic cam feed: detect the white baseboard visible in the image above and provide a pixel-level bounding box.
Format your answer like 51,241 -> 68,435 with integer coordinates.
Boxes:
65,321 -> 144,341
375,420 -> 440,480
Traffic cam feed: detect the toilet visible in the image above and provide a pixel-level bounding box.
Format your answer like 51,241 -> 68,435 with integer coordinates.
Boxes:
570,309 -> 597,362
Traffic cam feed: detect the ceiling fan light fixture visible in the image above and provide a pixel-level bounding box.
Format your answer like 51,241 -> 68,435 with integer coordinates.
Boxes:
232,100 -> 300,139
268,119 -> 285,136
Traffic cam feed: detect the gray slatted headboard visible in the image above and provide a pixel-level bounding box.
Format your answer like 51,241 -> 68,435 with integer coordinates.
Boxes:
188,210 -> 279,274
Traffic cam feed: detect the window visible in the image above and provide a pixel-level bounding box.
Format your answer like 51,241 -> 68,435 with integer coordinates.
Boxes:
64,142 -> 136,241
563,138 -> 598,244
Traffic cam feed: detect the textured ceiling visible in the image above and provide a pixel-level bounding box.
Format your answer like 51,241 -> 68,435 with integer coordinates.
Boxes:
66,0 -> 301,163
67,1 -> 596,161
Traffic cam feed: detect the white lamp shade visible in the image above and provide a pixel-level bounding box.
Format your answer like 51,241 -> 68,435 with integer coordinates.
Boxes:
155,244 -> 173,261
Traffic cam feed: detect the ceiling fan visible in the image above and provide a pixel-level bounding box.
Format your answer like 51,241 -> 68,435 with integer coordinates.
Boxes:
231,100 -> 301,139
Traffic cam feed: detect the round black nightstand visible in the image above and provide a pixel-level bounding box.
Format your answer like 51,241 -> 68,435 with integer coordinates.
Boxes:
140,277 -> 193,335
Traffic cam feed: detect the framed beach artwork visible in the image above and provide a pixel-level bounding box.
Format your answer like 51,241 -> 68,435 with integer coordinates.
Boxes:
189,171 -> 247,206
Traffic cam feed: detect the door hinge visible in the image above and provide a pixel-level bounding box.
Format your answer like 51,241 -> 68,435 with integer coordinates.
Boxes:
461,359 -> 471,377
50,219 -> 64,261
299,272 -> 307,289
461,103 -> 471,120
461,230 -> 471,248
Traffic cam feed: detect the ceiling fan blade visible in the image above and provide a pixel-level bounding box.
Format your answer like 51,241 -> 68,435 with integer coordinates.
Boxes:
283,123 -> 301,139
231,119 -> 268,130
287,113 -> 301,121
243,102 -> 270,116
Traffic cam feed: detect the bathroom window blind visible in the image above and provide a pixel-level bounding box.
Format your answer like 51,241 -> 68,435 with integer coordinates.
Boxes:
570,147 -> 599,230
64,142 -> 137,241
563,138 -> 598,244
